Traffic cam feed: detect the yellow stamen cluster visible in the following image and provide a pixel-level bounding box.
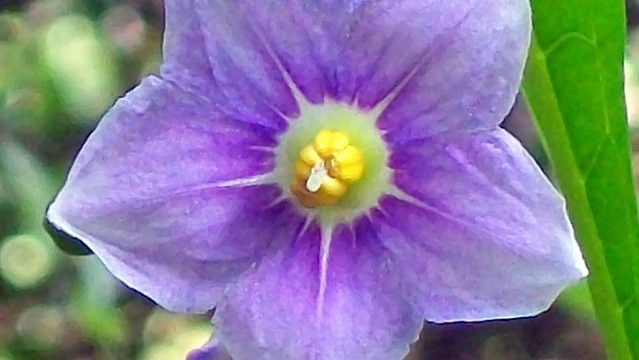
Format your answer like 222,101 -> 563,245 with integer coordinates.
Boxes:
291,129 -> 365,208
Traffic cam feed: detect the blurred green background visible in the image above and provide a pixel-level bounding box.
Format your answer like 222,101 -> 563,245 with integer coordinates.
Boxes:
0,1 -> 211,359
2,0 -> 639,359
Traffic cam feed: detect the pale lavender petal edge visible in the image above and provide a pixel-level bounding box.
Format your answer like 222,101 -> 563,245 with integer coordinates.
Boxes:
379,128 -> 587,321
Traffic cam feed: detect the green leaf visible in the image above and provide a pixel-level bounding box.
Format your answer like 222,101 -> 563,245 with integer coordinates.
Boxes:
522,2 -> 639,359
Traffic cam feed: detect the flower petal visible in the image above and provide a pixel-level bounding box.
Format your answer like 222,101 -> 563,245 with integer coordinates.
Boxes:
214,223 -> 422,360
162,0 -> 213,90
380,129 -> 587,321
375,0 -> 531,142
47,76 -> 305,312
162,0 -> 295,130
191,0 -> 528,138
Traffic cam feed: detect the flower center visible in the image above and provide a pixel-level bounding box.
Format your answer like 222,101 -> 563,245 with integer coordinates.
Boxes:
274,102 -> 391,225
290,130 -> 364,208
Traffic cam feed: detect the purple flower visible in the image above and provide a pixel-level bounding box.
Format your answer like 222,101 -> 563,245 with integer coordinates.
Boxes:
47,1 -> 588,359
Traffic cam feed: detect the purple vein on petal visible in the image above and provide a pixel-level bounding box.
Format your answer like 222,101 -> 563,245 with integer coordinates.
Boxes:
349,24 -> 402,102
265,194 -> 290,210
386,183 -> 482,232
317,223 -> 334,320
186,172 -> 277,190
49,173 -> 279,222
254,32 -> 312,120
364,49 -> 435,123
300,215 -> 316,239
365,4 -> 477,124
248,145 -> 276,154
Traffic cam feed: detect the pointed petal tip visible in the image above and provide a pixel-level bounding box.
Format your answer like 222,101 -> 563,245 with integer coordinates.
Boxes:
569,236 -> 590,280
382,128 -> 591,325
43,200 -> 94,256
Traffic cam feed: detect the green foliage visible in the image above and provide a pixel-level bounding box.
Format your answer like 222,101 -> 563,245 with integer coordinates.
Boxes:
0,2 -> 161,358
522,1 -> 639,359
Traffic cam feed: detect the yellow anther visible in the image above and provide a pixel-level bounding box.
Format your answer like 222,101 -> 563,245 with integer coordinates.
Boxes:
300,145 -> 322,166
335,162 -> 364,183
314,130 -> 334,158
330,132 -> 350,153
320,176 -> 348,197
333,145 -> 361,166
291,129 -> 365,208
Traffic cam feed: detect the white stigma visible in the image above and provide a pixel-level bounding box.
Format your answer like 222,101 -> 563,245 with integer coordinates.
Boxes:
305,161 -> 327,192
